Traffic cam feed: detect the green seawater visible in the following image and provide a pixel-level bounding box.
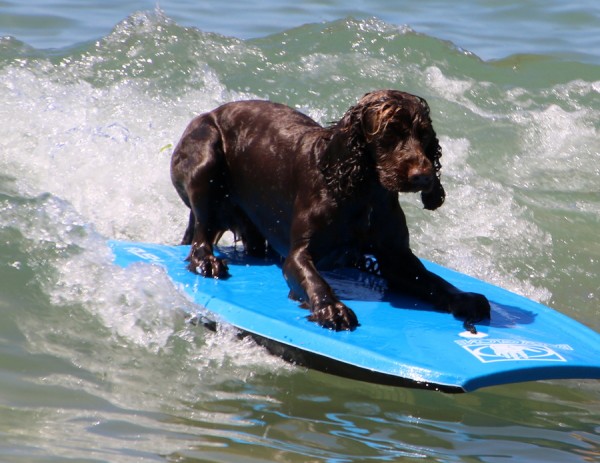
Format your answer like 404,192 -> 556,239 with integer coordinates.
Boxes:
0,4 -> 599,462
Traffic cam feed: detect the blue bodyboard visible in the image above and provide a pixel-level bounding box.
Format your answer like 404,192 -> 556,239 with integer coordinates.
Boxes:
109,241 -> 600,392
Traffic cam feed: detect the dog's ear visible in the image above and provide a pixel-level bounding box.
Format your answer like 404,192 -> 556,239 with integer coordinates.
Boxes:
339,103 -> 367,143
337,101 -> 368,149
339,92 -> 391,142
360,99 -> 405,144
417,97 -> 445,210
363,104 -> 390,143
421,177 -> 445,210
321,98 -> 374,197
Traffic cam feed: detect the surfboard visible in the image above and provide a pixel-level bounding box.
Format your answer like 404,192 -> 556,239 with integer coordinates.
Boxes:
108,240 -> 600,392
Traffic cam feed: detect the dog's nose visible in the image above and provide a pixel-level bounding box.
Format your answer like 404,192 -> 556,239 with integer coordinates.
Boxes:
408,169 -> 434,189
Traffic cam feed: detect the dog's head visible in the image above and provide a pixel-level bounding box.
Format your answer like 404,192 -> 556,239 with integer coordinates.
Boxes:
342,90 -> 445,210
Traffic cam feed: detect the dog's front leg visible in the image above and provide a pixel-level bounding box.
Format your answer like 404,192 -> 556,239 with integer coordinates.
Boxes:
370,190 -> 490,330
283,244 -> 358,331
380,250 -> 490,331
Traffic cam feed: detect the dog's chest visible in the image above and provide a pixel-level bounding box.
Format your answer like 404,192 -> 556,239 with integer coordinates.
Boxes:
310,203 -> 371,268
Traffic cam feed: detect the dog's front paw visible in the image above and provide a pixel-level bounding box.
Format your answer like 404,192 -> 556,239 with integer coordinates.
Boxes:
308,301 -> 359,331
448,292 -> 491,327
188,255 -> 229,279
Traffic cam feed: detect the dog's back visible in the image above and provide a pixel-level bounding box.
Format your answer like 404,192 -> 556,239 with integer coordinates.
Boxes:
171,100 -> 329,256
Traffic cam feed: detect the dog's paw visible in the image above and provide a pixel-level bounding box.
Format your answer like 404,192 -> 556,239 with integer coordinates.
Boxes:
188,255 -> 229,279
308,302 -> 359,331
448,292 -> 491,325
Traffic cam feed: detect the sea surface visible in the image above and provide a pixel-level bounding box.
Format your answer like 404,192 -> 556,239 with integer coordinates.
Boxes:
1,1 -> 599,462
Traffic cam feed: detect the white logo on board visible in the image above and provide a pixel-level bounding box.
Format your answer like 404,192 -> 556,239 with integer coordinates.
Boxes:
455,338 -> 572,363
125,247 -> 163,263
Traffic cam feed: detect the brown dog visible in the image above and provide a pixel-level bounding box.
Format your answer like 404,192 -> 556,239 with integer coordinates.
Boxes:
171,90 -> 490,331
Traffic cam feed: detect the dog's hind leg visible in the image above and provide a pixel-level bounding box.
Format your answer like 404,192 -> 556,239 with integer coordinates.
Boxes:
171,115 -> 229,278
180,210 -> 195,245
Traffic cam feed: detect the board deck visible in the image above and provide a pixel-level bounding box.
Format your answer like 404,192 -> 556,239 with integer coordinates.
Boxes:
109,240 -> 600,392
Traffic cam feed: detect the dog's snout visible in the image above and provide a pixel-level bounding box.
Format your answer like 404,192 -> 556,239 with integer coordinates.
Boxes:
408,168 -> 434,190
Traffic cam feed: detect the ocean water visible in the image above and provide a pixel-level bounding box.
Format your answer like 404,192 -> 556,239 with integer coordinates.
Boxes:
1,1 -> 599,462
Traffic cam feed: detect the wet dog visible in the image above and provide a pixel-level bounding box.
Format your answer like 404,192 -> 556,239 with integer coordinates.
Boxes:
171,90 -> 490,331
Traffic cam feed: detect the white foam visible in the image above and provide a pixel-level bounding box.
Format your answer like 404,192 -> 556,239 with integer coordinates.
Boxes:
0,62 -> 234,244
0,27 -> 290,374
509,102 -> 599,191
1,190 -> 292,383
424,67 -> 599,194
